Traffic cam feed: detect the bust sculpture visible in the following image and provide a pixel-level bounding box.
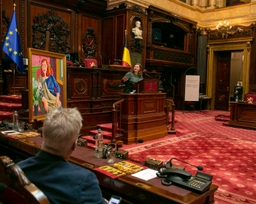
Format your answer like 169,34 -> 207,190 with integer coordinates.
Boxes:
132,21 -> 143,39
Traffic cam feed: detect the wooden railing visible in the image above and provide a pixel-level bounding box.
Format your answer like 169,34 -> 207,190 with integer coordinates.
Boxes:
165,99 -> 176,134
111,99 -> 125,143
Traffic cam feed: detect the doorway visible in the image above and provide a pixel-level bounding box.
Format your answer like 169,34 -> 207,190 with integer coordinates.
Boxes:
229,51 -> 243,101
206,41 -> 250,110
214,51 -> 243,110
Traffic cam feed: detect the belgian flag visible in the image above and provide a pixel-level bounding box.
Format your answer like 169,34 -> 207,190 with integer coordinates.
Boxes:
121,30 -> 132,67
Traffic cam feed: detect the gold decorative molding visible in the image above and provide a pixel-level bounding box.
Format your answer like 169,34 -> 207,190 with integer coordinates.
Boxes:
247,41 -> 251,52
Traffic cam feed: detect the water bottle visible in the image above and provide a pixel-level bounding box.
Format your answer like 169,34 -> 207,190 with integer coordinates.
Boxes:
95,128 -> 103,158
13,110 -> 19,130
235,95 -> 238,102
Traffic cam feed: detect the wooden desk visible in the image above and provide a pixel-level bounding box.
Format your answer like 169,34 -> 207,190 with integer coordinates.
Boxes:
0,133 -> 218,204
229,101 -> 256,129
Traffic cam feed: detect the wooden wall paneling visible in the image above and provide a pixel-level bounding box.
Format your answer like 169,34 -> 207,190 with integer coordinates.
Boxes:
67,68 -> 92,100
51,0 -> 107,15
80,111 -> 112,135
20,0 -> 26,57
102,16 -> 115,65
68,100 -> 92,114
249,26 -> 256,92
66,67 -> 126,134
73,12 -> 79,53
145,5 -> 197,70
115,14 -> 126,62
80,15 -> 102,63
100,69 -> 127,98
103,7 -> 129,65
27,1 -> 73,53
3,72 -> 27,95
128,6 -> 148,69
92,69 -> 100,99
103,5 -> 147,68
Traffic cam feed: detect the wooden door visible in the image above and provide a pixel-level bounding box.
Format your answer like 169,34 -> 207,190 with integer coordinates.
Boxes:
215,51 -> 231,110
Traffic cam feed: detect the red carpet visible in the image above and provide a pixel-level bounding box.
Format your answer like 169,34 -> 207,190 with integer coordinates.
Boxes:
122,110 -> 256,204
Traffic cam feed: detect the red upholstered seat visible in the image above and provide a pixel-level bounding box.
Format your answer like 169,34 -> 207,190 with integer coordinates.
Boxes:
84,58 -> 98,68
244,93 -> 256,103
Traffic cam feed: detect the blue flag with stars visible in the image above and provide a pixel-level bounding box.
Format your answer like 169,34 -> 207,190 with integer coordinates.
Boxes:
2,10 -> 24,72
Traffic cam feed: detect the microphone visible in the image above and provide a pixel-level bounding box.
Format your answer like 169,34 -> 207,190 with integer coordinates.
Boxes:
78,54 -> 84,63
165,158 -> 203,171
144,72 -> 154,79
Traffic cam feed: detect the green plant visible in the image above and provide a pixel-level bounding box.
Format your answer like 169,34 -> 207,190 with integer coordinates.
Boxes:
32,78 -> 42,106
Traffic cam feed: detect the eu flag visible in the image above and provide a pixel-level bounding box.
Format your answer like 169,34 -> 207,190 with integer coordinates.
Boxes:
2,10 -> 24,72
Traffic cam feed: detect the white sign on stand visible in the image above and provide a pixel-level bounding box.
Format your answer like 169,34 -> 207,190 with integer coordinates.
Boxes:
185,75 -> 200,101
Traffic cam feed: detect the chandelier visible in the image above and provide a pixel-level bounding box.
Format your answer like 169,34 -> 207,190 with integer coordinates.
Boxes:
216,20 -> 234,39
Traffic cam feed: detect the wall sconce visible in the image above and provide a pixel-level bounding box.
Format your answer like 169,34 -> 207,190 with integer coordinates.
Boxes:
216,20 -> 234,39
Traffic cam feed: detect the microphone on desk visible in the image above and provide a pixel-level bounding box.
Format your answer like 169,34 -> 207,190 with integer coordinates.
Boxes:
144,72 -> 154,79
164,158 -> 203,171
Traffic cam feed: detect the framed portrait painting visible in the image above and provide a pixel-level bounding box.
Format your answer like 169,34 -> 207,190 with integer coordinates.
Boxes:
28,48 -> 67,122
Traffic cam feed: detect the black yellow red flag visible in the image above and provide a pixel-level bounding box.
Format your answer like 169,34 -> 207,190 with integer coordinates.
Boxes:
121,30 -> 132,67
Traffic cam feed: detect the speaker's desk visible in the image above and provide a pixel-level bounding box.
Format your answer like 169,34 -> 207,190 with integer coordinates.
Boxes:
229,101 -> 256,129
0,134 -> 218,204
120,93 -> 168,144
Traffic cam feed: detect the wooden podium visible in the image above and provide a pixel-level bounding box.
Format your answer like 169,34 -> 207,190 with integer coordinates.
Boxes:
120,78 -> 167,144
133,78 -> 159,93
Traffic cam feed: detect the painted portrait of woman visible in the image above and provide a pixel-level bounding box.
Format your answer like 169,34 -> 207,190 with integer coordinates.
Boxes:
37,59 -> 62,114
29,48 -> 66,121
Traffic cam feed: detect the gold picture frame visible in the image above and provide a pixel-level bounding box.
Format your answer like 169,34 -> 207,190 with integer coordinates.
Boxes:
28,48 -> 67,122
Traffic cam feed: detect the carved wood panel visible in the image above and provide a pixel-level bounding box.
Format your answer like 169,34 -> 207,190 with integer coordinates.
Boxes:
67,69 -> 91,99
28,2 -> 73,54
81,15 -> 101,61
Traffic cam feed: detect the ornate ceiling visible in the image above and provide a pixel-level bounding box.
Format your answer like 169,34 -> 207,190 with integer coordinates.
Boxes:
107,0 -> 256,30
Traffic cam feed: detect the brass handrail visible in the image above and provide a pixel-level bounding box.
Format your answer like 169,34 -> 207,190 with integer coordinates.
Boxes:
112,99 -> 125,143
165,99 -> 176,134
113,99 -> 124,109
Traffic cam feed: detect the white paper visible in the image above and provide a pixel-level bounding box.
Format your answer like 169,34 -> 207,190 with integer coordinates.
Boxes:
185,75 -> 200,101
131,168 -> 158,181
1,130 -> 19,135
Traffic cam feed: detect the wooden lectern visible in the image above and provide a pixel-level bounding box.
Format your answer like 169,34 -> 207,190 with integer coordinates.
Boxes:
133,78 -> 159,93
120,74 -> 167,144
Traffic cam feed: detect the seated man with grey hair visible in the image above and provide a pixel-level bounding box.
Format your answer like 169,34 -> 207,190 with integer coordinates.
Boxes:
18,108 -> 106,204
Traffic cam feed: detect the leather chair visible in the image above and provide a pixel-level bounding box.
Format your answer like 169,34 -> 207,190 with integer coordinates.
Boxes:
0,156 -> 50,204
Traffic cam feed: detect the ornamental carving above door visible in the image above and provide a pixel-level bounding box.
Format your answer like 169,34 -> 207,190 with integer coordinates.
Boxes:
32,9 -> 71,54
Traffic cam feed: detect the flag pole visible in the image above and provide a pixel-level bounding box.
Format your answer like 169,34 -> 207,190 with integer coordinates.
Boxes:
12,64 -> 16,95
121,29 -> 132,68
12,3 -> 16,96
0,0 -> 2,95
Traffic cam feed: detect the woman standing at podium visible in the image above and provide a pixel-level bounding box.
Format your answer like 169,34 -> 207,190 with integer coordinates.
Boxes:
122,63 -> 143,93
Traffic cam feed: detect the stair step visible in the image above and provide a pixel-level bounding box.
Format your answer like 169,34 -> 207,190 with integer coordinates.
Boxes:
97,123 -> 112,131
0,111 -> 13,121
0,95 -> 22,122
97,123 -> 123,134
0,95 -> 22,103
89,129 -> 112,139
86,142 -> 95,149
81,135 -> 111,148
0,102 -> 22,112
81,135 -> 111,144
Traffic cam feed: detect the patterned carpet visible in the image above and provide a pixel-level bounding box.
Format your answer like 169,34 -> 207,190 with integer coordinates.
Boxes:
122,110 -> 256,204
